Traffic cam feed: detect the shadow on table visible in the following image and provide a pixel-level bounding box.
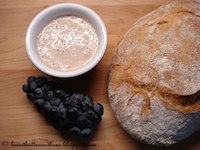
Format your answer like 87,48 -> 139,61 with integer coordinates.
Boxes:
137,130 -> 200,150
52,69 -> 96,93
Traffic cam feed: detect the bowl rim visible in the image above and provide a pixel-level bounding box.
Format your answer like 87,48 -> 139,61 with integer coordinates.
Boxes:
25,3 -> 107,78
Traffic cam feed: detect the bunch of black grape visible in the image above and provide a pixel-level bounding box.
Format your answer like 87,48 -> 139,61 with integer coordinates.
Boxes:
22,76 -> 104,138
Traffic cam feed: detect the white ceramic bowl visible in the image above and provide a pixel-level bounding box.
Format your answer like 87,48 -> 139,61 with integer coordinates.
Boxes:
26,3 -> 107,78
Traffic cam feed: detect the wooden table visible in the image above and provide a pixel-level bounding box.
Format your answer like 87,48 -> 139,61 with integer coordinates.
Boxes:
0,0 -> 199,150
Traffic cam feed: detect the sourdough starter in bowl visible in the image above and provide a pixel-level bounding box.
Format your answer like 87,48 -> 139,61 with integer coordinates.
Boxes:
37,16 -> 99,71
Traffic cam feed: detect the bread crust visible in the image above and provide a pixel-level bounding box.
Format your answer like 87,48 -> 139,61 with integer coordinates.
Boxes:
108,0 -> 200,145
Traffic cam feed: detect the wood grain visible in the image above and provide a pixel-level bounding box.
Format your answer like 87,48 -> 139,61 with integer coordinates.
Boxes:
0,0 -> 199,150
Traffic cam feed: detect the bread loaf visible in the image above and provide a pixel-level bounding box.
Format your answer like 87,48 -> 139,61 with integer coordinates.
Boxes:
108,0 -> 200,145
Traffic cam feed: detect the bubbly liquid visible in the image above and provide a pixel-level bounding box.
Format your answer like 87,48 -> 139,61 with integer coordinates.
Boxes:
37,16 -> 98,71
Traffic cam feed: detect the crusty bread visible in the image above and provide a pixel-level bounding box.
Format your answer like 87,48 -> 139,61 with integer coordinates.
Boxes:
108,0 -> 200,146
